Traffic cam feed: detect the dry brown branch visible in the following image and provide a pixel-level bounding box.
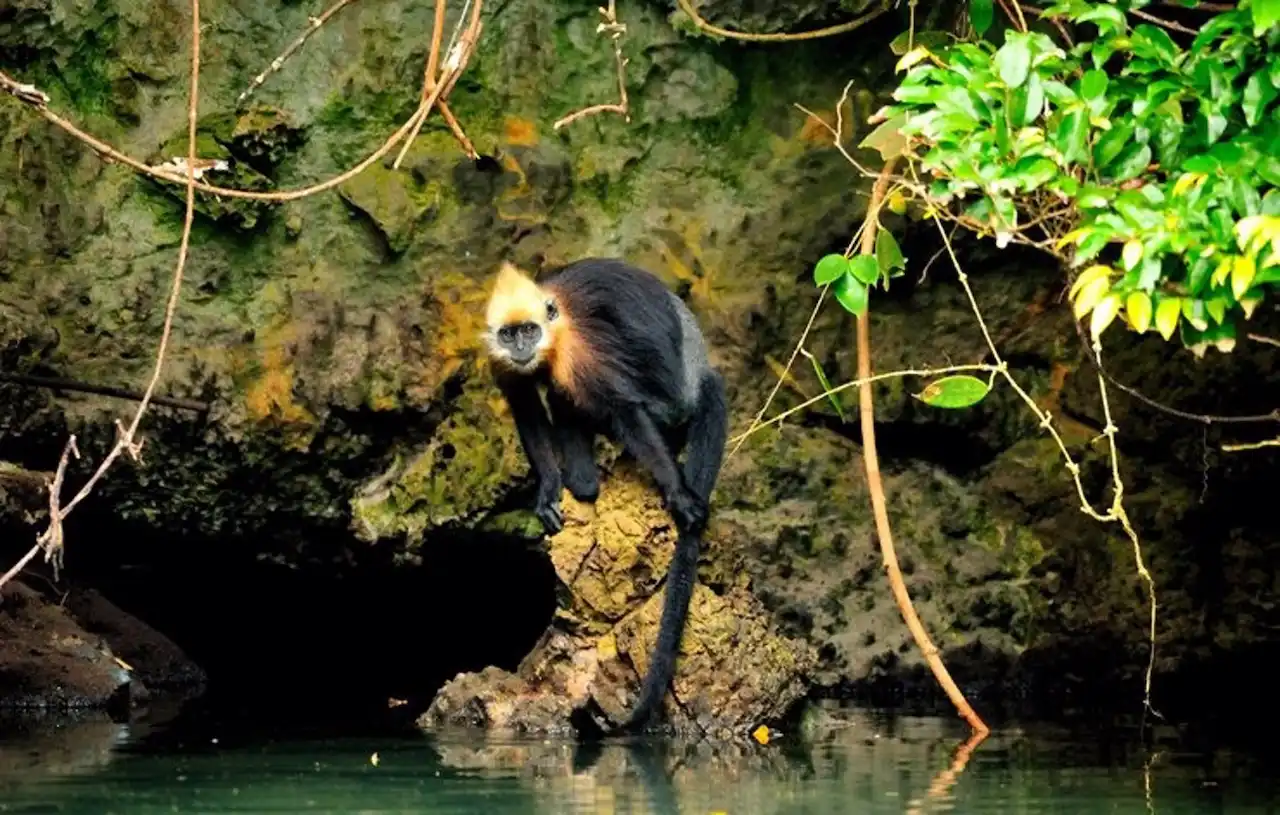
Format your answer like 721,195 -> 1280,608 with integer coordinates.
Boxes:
857,159 -> 991,736
0,66 -> 454,203
553,1 -> 632,131
674,0 -> 891,42
1247,332 -> 1280,348
0,0 -> 203,593
235,0 -> 360,107
1129,6 -> 1200,34
394,0 -> 484,167
0,372 -> 210,412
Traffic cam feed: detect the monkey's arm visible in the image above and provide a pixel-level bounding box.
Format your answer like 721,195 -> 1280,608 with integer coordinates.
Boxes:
610,404 -> 707,535
497,374 -> 564,535
547,389 -> 599,503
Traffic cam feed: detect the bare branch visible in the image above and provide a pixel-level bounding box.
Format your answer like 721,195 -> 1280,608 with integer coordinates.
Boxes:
554,1 -> 631,131
674,0 -> 891,42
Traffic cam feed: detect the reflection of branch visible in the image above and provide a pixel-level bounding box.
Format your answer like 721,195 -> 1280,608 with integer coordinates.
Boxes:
0,0 -> 204,593
675,0 -> 891,42
905,728 -> 989,814
554,1 -> 631,131
236,0 -> 360,107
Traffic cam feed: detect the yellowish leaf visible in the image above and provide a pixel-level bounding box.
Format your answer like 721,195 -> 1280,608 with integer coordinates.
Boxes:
1232,254 -> 1256,299
896,47 -> 932,72
1125,291 -> 1152,333
887,190 -> 907,214
1155,296 -> 1181,340
1122,240 -> 1143,270
1072,275 -> 1111,319
752,725 -> 771,745
1069,264 -> 1112,299
1212,257 -> 1233,287
1090,293 -> 1122,340
1172,172 -> 1205,196
1241,296 -> 1262,319
1056,228 -> 1090,250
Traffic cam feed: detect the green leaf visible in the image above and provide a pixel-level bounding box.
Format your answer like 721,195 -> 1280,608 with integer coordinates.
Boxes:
1251,0 -> 1280,35
995,35 -> 1032,88
1122,239 -> 1143,270
970,0 -> 995,35
1244,74 -> 1278,127
1093,121 -> 1134,170
1080,69 -> 1108,101
849,254 -> 880,285
1155,296 -> 1181,340
803,350 -> 846,423
813,254 -> 850,286
1011,156 -> 1059,190
1108,143 -> 1152,182
875,229 -> 907,276
1055,108 -> 1090,164
1013,71 -> 1046,127
914,375 -> 991,409
833,273 -> 869,316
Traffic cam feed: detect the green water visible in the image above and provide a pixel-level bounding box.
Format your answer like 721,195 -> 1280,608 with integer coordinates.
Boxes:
1,707 -> 1276,813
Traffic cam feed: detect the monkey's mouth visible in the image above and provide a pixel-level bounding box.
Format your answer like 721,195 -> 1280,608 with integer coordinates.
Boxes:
506,353 -> 538,371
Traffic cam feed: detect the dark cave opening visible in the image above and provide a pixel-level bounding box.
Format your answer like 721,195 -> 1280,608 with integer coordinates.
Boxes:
17,509 -> 559,740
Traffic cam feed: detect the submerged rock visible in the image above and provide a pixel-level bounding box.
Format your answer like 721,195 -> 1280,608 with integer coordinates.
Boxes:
419,462 -> 818,737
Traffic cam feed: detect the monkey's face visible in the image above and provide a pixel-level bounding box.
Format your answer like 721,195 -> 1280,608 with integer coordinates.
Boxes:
489,298 -> 560,372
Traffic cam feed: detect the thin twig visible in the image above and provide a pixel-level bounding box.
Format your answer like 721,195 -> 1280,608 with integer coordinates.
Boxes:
0,372 -> 209,412
236,0 -> 360,107
1247,332 -> 1280,348
554,1 -> 631,130
1221,436 -> 1280,452
674,0 -> 891,42
1130,7 -> 1200,34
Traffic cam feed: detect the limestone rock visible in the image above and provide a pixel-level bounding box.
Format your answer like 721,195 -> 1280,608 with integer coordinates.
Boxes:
63,588 -> 206,692
420,462 -> 818,737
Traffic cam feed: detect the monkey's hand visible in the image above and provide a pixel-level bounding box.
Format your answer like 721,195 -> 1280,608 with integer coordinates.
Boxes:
534,478 -> 564,536
667,487 -> 708,536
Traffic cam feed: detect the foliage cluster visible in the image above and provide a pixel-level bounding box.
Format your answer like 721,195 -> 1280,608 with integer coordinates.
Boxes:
835,0 -> 1280,358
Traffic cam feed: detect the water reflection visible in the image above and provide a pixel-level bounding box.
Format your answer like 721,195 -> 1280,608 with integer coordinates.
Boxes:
0,703 -> 1276,813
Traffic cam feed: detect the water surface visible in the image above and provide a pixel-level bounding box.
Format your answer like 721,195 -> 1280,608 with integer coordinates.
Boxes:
1,705 -> 1276,813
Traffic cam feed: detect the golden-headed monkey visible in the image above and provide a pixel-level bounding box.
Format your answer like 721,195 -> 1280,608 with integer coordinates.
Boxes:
484,257 -> 728,731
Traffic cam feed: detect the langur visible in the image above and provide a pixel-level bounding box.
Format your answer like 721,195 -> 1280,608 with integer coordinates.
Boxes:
484,257 -> 728,730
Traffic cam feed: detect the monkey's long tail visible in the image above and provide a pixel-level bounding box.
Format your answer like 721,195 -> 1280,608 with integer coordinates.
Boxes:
619,525 -> 700,731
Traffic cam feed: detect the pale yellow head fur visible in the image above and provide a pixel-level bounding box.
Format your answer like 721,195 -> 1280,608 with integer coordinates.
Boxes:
484,261 -> 559,373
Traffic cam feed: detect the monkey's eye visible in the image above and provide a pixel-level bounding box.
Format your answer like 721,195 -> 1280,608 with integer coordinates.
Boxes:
498,326 -> 515,342
545,300 -> 559,321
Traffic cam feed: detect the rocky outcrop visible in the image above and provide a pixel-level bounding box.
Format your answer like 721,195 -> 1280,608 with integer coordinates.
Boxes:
0,580 -> 204,712
421,463 -> 817,736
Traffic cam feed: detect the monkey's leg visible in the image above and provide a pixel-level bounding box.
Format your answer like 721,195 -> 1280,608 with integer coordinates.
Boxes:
497,374 -> 564,534
680,371 -> 728,504
610,405 -> 706,535
547,389 -> 599,503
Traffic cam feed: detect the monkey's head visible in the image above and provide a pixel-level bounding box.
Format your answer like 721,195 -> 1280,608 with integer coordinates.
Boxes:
484,261 -> 562,373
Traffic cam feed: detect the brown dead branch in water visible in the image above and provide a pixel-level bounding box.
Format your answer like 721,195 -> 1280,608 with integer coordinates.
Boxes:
674,0 -> 891,42
856,158 -> 991,737
553,1 -> 631,131
0,0 -> 204,593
